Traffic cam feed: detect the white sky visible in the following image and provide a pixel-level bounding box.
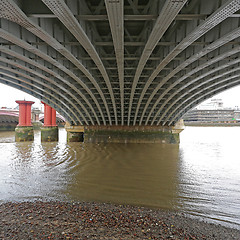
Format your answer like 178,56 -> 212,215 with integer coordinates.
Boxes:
199,85 -> 240,108
1,82 -> 240,109
0,83 -> 42,109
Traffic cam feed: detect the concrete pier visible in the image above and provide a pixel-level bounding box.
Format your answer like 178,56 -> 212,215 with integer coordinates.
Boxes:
66,125 -> 84,142
65,122 -> 184,144
41,126 -> 58,142
15,126 -> 34,142
84,125 -> 181,144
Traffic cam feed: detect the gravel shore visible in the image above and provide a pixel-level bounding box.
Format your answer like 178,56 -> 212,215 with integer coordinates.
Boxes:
0,201 -> 239,239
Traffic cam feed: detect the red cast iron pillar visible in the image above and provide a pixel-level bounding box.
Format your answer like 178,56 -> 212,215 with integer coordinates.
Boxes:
15,100 -> 35,142
15,100 -> 34,126
41,102 -> 57,127
51,108 -> 57,126
41,102 -> 58,142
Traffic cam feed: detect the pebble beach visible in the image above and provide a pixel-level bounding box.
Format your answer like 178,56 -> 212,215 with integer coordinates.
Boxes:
0,201 -> 239,239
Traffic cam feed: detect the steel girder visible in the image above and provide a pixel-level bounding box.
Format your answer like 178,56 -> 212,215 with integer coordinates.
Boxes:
0,0 -> 240,126
166,72 -> 240,125
169,78 -> 240,125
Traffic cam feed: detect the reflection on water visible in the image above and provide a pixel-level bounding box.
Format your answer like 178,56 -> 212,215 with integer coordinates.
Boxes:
179,127 -> 240,229
66,143 -> 179,210
0,127 -> 239,229
0,131 -> 15,143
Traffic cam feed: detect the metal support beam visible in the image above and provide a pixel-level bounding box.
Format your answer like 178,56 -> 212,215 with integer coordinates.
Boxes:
139,0 -> 240,126
105,0 -> 124,125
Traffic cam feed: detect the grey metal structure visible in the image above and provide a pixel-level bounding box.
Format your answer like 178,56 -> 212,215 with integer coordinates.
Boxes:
1,0 -> 240,126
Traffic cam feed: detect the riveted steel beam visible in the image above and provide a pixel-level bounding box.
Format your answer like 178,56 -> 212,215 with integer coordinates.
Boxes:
0,0 -> 109,125
0,0 -> 240,126
163,70 -> 240,125
105,0 -> 124,125
0,78 -> 76,124
149,27 -> 240,125
168,78 -> 240,126
0,47 -> 100,124
0,29 -> 105,125
0,64 -> 88,124
128,0 -> 187,126
41,0 -> 117,125
27,13 -> 240,21
138,0 -> 240,126
0,51 -> 95,125
0,71 -> 80,125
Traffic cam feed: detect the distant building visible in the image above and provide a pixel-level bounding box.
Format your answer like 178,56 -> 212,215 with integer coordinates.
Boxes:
197,99 -> 225,110
183,99 -> 240,124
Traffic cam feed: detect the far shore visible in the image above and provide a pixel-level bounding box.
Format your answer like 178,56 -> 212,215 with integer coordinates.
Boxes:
184,122 -> 240,127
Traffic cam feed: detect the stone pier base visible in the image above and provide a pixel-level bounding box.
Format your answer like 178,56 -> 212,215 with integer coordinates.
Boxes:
84,125 -> 182,144
41,126 -> 58,142
15,126 -> 34,142
66,126 -> 84,142
65,122 -> 184,144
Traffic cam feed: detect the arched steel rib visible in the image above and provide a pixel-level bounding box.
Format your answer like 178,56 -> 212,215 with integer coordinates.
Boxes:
0,64 -> 87,124
160,67 -> 240,125
0,47 -> 99,125
0,29 -> 104,125
168,78 -> 240,125
0,78 -> 76,124
163,71 -> 240,125
145,44 -> 240,125
137,0 -> 240,125
0,63 -> 90,126
0,0 -> 109,124
105,0 -> 124,125
128,0 -> 187,126
0,71 -> 80,125
41,0 -> 117,125
149,28 -> 240,125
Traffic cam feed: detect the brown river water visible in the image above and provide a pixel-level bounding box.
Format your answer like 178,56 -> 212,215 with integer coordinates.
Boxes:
0,127 -> 239,229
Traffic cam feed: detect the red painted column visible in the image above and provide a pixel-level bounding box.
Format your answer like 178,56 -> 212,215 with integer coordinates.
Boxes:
41,102 -> 57,126
26,103 -> 32,126
16,101 -> 34,126
17,101 -> 26,126
45,105 -> 52,126
51,108 -> 57,126
41,102 -> 58,142
43,103 -> 47,123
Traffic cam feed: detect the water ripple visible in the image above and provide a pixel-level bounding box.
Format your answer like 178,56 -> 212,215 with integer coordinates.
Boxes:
0,128 -> 239,229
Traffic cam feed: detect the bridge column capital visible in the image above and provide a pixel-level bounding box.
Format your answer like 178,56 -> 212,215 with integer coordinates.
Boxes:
15,100 -> 34,127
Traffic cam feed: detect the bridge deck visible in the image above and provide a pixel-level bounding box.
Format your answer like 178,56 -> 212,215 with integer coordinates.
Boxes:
0,0 -> 240,126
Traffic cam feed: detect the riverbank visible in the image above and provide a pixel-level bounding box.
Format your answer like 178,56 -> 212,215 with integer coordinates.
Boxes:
0,201 -> 239,239
184,122 -> 240,127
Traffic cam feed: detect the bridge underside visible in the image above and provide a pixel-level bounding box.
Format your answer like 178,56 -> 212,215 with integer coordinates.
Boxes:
1,0 -> 240,127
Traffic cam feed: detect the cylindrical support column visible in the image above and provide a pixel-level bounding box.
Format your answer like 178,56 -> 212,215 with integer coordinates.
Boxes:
41,102 -> 58,142
51,108 -> 57,126
45,104 -> 52,127
17,102 -> 26,126
26,103 -> 32,126
15,100 -> 34,142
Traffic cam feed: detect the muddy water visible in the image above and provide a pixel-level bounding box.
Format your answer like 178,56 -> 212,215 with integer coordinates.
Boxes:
0,127 -> 239,229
